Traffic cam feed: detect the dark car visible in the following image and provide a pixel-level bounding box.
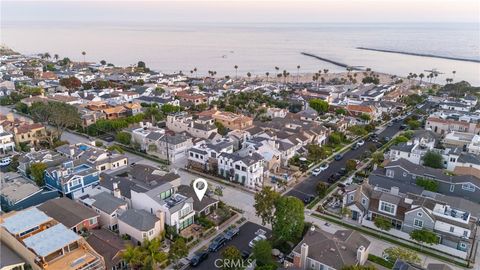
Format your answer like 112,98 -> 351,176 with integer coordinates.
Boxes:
334,154 -> 343,161
328,173 -> 342,183
351,144 -> 359,150
303,194 -> 315,204
338,168 -> 347,176
399,124 -> 407,130
190,251 -> 209,267
224,227 -> 240,241
241,250 -> 251,259
208,234 -> 227,252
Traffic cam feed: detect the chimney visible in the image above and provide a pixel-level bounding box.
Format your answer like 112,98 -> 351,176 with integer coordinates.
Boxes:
356,246 -> 368,265
300,243 -> 309,270
69,147 -> 75,157
113,182 -> 121,198
390,186 -> 399,196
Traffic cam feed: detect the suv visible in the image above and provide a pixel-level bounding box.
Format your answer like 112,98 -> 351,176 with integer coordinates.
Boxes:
208,234 -> 227,252
224,227 -> 240,241
190,251 -> 209,267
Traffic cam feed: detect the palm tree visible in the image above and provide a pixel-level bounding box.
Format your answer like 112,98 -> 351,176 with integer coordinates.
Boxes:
81,51 -> 86,63
54,54 -> 59,61
296,65 -> 301,83
323,69 -> 329,75
265,72 -> 270,82
123,245 -> 144,270
194,67 -> 198,78
44,52 -> 51,60
419,73 -> 425,84
247,72 -> 252,81
234,65 -> 238,79
142,238 -> 168,269
452,70 -> 456,82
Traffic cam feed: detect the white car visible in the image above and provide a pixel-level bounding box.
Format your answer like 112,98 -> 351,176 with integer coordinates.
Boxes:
312,168 -> 322,176
249,234 -> 266,248
319,163 -> 329,171
0,157 -> 12,167
357,140 -> 365,146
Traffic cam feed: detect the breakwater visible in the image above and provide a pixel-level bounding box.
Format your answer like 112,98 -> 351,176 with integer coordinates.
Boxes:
300,52 -> 363,70
356,47 -> 480,63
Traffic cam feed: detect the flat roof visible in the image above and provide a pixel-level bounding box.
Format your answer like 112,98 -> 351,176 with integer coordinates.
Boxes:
1,208 -> 52,235
23,223 -> 81,257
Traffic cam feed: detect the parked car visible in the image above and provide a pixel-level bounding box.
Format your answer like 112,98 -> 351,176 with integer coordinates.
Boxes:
312,168 -> 322,176
334,154 -> 343,161
190,251 -> 209,267
399,124 -> 407,130
303,195 -> 315,204
249,234 -> 267,248
224,227 -> 240,241
357,140 -> 365,146
338,168 -> 347,176
328,173 -> 342,183
319,163 -> 329,171
351,144 -> 359,150
241,250 -> 251,259
387,122 -> 394,127
208,234 -> 227,252
0,156 -> 12,167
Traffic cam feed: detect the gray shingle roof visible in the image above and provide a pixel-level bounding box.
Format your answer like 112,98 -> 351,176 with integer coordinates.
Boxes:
118,209 -> 159,231
91,192 -> 127,214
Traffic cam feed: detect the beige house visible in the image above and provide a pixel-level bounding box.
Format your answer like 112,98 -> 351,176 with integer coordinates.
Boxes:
118,209 -> 164,245
84,190 -> 128,231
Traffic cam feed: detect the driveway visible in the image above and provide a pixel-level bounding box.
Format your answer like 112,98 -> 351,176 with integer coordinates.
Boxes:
186,222 -> 271,270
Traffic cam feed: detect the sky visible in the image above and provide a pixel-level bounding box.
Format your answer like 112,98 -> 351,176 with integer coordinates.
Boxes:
2,0 -> 480,24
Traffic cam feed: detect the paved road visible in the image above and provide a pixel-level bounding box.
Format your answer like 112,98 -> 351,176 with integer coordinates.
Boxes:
286,119 -> 405,201
186,222 -> 271,270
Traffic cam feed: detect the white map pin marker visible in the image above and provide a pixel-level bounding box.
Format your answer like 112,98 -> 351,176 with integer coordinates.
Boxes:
193,178 -> 208,202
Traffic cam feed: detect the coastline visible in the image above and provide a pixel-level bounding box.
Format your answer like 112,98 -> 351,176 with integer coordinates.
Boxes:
357,47 -> 480,63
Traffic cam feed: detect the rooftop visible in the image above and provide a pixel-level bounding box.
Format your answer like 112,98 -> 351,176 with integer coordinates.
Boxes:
23,223 -> 81,257
1,207 -> 52,235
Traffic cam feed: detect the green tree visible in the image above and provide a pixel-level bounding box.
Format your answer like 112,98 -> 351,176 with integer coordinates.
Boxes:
328,132 -> 343,145
359,113 -> 371,122
160,104 -> 181,114
59,76 -> 82,90
416,177 -> 439,192
308,98 -> 329,114
394,135 -> 409,144
252,239 -> 273,266
410,229 -> 439,245
30,162 -> 47,186
15,102 -> 28,114
383,247 -> 421,264
335,108 -> 347,115
316,182 -> 329,197
221,246 -> 243,270
348,125 -> 368,136
307,144 -> 328,161
254,186 -> 280,225
346,159 -> 357,172
422,151 -> 443,169
137,61 -> 146,68
100,60 -> 107,65
168,238 -> 189,267
122,245 -> 144,269
341,207 -> 352,218
115,132 -> 132,145
374,216 -> 392,231
30,101 -> 81,140
272,196 -> 305,242
215,121 -> 228,136
372,152 -> 384,164
406,119 -> 420,130
140,238 -> 168,270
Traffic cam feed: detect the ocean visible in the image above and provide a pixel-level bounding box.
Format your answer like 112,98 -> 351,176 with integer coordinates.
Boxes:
2,22 -> 479,85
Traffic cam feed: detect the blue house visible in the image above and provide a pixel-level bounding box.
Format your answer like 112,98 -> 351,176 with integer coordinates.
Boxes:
44,159 -> 100,199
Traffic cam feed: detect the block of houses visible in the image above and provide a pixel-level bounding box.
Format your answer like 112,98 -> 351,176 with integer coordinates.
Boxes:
166,113 -> 218,139
118,209 -> 164,245
55,143 -> 128,172
17,149 -> 68,175
82,190 -> 128,231
0,207 -> 106,270
217,150 -> 265,189
44,159 -> 100,199
372,158 -> 480,204
342,182 -> 479,258
187,139 -> 234,173
288,226 -> 371,270
37,197 -> 99,233
388,130 -> 438,164
0,172 -> 59,212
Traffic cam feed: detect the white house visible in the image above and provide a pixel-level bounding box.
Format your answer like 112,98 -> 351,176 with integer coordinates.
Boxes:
0,126 -> 15,154
217,150 -> 265,189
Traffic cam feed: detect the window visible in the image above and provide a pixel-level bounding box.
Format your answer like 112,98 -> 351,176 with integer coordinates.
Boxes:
190,152 -> 193,157
463,231 -> 468,237
89,217 -> 97,225
403,172 -> 407,177
417,212 -> 423,217
462,183 -> 475,192
450,226 -> 455,233
414,219 -> 423,228
362,198 -> 367,205
450,185 -> 455,192
148,230 -> 154,236
459,243 -> 467,249
379,201 -> 396,215
386,170 -> 394,178
349,195 -> 354,201
142,232 -> 147,238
